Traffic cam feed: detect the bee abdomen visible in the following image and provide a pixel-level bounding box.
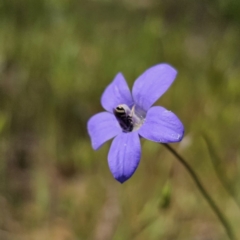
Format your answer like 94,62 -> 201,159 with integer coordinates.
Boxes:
113,105 -> 134,132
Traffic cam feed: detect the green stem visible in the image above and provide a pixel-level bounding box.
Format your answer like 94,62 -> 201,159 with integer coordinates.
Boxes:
203,134 -> 240,210
162,143 -> 235,240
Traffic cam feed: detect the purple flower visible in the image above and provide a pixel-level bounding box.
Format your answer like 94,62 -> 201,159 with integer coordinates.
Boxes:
87,63 -> 184,183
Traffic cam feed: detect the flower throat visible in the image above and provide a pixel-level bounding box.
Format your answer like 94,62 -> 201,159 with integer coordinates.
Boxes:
113,104 -> 144,133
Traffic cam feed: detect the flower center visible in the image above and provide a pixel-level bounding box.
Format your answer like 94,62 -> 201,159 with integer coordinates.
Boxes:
113,104 -> 145,132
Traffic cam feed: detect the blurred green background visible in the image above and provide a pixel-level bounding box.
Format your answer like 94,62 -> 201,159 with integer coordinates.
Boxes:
1,0 -> 240,239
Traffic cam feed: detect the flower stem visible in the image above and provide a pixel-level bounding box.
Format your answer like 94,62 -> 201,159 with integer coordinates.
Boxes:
203,134 -> 240,210
162,143 -> 236,240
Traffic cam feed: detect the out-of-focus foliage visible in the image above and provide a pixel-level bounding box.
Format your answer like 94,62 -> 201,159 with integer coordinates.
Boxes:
0,0 -> 240,239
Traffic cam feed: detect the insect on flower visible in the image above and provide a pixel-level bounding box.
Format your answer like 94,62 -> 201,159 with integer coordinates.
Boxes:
113,104 -> 134,132
87,63 -> 184,183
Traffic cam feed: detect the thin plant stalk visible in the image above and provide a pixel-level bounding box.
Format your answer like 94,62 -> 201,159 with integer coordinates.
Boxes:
203,135 -> 240,210
162,143 -> 236,240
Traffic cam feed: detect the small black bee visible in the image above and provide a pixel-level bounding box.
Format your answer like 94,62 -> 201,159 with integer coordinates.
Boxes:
113,105 -> 133,132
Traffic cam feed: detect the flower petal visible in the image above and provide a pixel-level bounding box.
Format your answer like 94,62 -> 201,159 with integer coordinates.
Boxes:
139,106 -> 184,143
101,73 -> 134,112
132,64 -> 177,112
108,132 -> 141,183
87,112 -> 122,150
